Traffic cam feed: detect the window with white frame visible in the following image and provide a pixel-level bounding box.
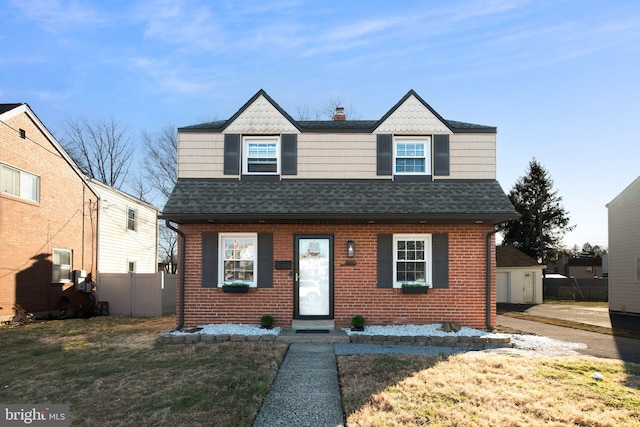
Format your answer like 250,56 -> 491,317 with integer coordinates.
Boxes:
1,164 -> 40,202
52,248 -> 72,282
220,234 -> 257,286
393,234 -> 432,287
127,208 -> 137,231
394,137 -> 431,175
243,136 -> 280,174
127,260 -> 136,273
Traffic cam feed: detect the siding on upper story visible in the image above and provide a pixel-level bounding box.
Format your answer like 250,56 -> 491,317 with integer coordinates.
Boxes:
177,93 -> 497,180
92,180 -> 158,274
607,176 -> 640,314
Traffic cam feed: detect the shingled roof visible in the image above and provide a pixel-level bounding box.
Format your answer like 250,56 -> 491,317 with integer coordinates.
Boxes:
178,89 -> 496,134
162,179 -> 519,224
496,246 -> 541,267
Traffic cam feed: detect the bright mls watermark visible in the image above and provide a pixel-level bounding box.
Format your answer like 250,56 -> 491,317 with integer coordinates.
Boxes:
1,404 -> 70,426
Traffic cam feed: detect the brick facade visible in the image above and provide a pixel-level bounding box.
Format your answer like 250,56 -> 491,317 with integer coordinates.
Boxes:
178,223 -> 496,330
0,108 -> 98,320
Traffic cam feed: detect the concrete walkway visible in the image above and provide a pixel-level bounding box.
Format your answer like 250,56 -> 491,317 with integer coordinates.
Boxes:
252,343 -> 344,427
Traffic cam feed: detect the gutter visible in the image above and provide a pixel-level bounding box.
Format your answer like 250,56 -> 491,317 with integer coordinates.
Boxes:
486,224 -> 507,331
165,220 -> 185,330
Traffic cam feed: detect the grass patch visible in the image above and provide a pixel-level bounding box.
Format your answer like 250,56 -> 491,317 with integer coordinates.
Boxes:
338,353 -> 640,426
0,316 -> 288,426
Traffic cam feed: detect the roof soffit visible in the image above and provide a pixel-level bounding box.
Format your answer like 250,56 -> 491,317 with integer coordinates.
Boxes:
223,94 -> 299,134
374,93 -> 453,135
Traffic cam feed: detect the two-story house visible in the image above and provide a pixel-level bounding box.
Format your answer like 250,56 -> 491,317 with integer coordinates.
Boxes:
90,179 -> 159,274
0,103 -> 98,321
162,90 -> 519,330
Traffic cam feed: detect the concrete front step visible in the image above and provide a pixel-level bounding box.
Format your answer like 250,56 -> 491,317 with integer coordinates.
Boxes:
276,328 -> 350,343
290,319 -> 335,330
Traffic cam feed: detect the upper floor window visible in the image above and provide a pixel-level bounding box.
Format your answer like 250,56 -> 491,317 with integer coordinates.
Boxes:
220,233 -> 257,286
394,137 -> 431,175
52,248 -> 72,283
243,136 -> 280,174
0,164 -> 40,202
127,208 -> 137,231
393,234 -> 432,288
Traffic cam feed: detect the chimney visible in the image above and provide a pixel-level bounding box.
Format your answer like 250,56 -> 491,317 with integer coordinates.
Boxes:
333,107 -> 346,121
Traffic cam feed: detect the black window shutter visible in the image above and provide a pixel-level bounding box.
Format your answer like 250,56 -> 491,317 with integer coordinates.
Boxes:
376,134 -> 393,176
223,134 -> 240,175
202,232 -> 218,288
432,233 -> 449,289
281,134 -> 297,175
433,134 -> 450,176
377,234 -> 393,288
257,233 -> 273,288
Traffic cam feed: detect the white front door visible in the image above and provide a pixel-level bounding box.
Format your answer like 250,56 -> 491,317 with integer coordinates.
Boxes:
295,235 -> 333,318
523,272 -> 534,303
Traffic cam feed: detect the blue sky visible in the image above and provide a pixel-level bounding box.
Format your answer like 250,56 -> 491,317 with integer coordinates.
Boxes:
2,0 -> 639,249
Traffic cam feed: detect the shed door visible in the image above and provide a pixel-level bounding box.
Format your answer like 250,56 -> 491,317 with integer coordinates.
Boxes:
496,272 -> 510,303
523,272 -> 534,303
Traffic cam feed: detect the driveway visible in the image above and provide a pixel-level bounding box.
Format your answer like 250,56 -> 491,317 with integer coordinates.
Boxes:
497,304 -> 640,363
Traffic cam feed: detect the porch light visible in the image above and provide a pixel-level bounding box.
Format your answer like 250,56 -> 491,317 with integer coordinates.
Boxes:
347,241 -> 355,258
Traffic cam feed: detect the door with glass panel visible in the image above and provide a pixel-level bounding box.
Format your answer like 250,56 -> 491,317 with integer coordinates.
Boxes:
294,235 -> 333,318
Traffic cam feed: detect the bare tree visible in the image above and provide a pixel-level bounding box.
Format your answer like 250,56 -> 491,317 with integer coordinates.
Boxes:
295,96 -> 359,120
141,125 -> 177,201
159,223 -> 178,273
61,118 -> 134,189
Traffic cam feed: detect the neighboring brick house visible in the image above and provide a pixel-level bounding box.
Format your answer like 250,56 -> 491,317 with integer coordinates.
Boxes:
0,104 -> 98,321
162,89 -> 519,330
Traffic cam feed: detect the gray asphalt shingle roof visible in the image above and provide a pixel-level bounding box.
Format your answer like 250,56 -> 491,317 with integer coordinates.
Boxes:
162,179 -> 519,224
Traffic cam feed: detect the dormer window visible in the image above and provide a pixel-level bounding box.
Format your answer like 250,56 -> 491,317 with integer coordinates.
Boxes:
394,137 -> 431,175
243,136 -> 280,174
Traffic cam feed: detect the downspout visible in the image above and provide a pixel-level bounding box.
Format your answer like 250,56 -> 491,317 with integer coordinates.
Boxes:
486,224 -> 506,331
165,220 -> 185,330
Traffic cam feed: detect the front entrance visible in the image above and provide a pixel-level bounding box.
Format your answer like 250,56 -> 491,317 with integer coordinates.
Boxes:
294,235 -> 333,319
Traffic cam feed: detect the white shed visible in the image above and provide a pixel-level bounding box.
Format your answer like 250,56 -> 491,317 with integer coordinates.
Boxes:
496,246 -> 544,304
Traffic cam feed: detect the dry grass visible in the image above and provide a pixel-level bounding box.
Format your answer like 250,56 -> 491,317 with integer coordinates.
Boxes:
0,316 -> 288,426
338,353 -> 640,426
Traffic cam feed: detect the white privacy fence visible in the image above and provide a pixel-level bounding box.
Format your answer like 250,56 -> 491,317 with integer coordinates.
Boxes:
97,272 -> 176,316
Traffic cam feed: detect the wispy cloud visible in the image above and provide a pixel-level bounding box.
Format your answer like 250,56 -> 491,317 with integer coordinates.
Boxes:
8,0 -> 104,33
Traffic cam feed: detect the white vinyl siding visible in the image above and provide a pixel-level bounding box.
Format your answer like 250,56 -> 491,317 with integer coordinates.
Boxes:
607,176 -> 640,314
93,180 -> 158,274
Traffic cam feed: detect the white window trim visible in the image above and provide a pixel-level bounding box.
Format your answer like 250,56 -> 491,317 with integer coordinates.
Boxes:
242,136 -> 280,175
393,136 -> 431,175
219,233 -> 258,287
393,234 -> 432,288
52,248 -> 73,283
127,260 -> 136,273
127,207 -> 137,232
0,163 -> 40,202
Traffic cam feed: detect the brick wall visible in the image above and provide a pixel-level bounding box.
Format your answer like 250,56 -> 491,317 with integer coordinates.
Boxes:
177,223 -> 496,330
0,110 -> 98,319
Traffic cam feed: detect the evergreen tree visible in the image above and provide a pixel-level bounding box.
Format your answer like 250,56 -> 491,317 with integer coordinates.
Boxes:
503,158 -> 574,263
